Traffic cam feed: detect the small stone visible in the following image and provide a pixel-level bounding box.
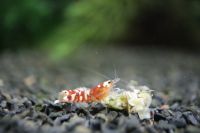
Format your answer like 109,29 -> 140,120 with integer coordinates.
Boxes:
73,125 -> 92,133
6,102 -> 16,111
167,111 -> 187,128
169,117 -> 187,128
0,101 -> 7,108
62,103 -> 78,112
154,112 -> 166,121
126,115 -> 140,131
44,100 -> 63,111
107,111 -> 118,121
186,125 -> 200,133
54,114 -> 71,125
170,103 -> 179,110
42,125 -> 65,133
23,100 -> 32,108
0,108 -> 8,117
89,119 -> 101,130
66,115 -> 86,131
101,124 -> 122,133
95,113 -> 108,122
49,112 -> 63,120
1,92 -> 12,101
156,120 -> 175,131
16,105 -> 26,114
146,126 -> 158,133
183,112 -> 199,126
89,103 -> 106,114
41,104 -> 50,115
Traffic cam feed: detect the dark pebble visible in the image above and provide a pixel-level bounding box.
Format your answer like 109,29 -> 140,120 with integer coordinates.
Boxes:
186,126 -> 200,133
89,103 -> 106,114
66,117 -> 86,132
0,100 -> 7,108
62,103 -> 78,112
156,120 -> 175,131
89,119 -> 101,130
166,111 -> 187,128
146,126 -> 159,133
154,112 -> 166,121
125,115 -> 140,131
101,123 -> 124,133
6,101 -> 16,111
42,104 -> 50,115
23,100 -> 33,108
107,111 -> 118,120
0,108 -> 7,117
54,114 -> 71,125
169,117 -> 187,128
49,111 -> 63,120
78,108 -> 93,119
106,122 -> 118,130
170,103 -> 179,110
183,112 -> 199,126
44,100 -> 63,111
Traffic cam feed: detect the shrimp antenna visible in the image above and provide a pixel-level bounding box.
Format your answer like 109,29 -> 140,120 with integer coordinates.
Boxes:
79,66 -> 111,80
112,64 -> 129,86
113,64 -> 118,80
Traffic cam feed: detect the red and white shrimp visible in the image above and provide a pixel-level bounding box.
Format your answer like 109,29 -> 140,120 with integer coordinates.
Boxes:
56,78 -> 120,103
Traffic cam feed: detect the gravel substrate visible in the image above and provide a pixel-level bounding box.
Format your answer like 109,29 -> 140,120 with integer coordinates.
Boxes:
0,47 -> 199,133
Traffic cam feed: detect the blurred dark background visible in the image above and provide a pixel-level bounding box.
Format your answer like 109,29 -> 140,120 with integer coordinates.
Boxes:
0,0 -> 199,58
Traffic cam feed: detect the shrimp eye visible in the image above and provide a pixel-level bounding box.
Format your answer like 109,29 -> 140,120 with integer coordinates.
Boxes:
63,90 -> 68,93
103,80 -> 112,87
108,81 -> 112,84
